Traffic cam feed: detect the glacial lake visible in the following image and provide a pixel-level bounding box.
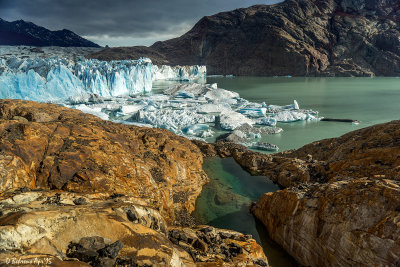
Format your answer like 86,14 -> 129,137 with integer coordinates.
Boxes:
206,76 -> 400,152
192,77 -> 400,266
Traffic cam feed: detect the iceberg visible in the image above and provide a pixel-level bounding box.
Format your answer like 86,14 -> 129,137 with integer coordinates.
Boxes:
216,111 -> 254,130
196,103 -> 232,114
61,81 -> 318,142
74,104 -> 109,121
238,108 -> 267,117
274,110 -> 319,122
182,124 -> 214,138
256,117 -> 278,126
249,142 -> 279,152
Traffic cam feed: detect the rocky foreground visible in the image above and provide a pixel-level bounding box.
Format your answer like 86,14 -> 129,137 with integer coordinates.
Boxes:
0,100 -> 268,266
194,120 -> 400,266
90,0 -> 400,77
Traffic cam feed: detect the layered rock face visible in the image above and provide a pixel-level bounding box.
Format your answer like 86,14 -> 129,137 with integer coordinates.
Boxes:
90,0 -> 400,77
0,100 -> 268,266
194,120 -> 400,266
252,178 -> 400,266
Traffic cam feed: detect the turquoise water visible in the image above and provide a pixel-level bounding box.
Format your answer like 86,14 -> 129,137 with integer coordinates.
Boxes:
192,157 -> 297,266
207,77 -> 400,151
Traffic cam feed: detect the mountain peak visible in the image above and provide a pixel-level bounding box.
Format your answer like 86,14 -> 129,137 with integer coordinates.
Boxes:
0,18 -> 100,47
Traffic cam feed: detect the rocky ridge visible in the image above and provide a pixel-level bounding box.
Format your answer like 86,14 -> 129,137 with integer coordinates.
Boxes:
0,18 -> 100,47
90,0 -> 400,77
193,120 -> 400,266
0,99 -> 268,266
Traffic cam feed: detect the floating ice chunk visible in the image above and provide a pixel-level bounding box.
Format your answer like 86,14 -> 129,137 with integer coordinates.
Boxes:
217,123 -> 281,143
249,142 -> 279,151
196,103 -> 232,114
274,110 -> 318,122
294,100 -> 299,110
164,83 -> 208,96
238,108 -> 267,118
204,88 -> 239,101
182,124 -> 214,138
256,117 -> 277,126
282,100 -> 300,110
217,111 -> 254,130
74,104 -> 109,120
274,111 -> 307,122
67,93 -> 106,105
121,103 -> 147,114
234,123 -> 282,135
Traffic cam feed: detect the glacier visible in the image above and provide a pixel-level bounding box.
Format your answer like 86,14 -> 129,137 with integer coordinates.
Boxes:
152,65 -> 206,81
0,51 -> 206,101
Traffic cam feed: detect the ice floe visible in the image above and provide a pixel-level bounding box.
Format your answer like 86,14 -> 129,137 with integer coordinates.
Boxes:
63,83 -> 319,153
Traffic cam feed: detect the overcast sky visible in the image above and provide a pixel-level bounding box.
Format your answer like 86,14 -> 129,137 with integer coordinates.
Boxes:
0,0 -> 282,47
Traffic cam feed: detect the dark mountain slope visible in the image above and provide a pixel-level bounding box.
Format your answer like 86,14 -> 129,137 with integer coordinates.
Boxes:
0,18 -> 100,47
90,0 -> 400,76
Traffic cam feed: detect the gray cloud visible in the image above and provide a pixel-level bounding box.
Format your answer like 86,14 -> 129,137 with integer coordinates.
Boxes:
0,0 -> 282,46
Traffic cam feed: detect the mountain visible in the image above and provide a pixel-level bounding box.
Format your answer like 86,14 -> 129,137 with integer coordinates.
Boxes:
89,0 -> 400,76
0,18 -> 100,47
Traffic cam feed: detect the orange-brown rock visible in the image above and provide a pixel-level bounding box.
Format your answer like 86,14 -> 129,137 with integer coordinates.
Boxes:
244,120 -> 400,266
252,178 -> 400,266
0,190 -> 269,266
0,99 -> 208,224
0,191 -> 192,266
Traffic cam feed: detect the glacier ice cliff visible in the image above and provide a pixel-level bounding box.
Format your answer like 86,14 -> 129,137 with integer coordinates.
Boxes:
0,52 -> 206,101
152,65 -> 206,81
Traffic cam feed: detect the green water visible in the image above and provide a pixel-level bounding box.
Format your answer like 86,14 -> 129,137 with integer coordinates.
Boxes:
207,77 -> 400,151
192,157 -> 297,266
193,77 -> 399,266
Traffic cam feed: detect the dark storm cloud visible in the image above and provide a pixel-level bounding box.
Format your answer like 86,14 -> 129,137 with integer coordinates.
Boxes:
0,0 -> 282,46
